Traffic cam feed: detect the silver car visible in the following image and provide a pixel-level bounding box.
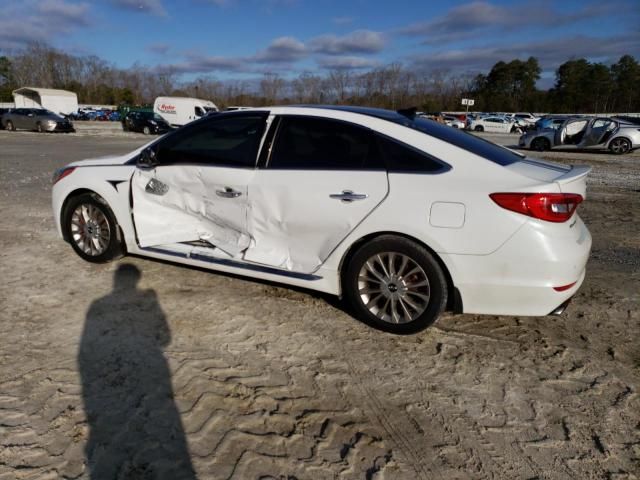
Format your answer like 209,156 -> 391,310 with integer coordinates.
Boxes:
519,116 -> 640,154
1,108 -> 75,133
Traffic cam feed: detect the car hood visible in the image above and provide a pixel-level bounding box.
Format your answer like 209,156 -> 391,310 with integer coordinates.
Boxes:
68,138 -> 158,167
39,114 -> 66,121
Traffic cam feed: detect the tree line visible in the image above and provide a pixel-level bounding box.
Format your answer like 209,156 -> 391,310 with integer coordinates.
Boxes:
1,43 -> 638,113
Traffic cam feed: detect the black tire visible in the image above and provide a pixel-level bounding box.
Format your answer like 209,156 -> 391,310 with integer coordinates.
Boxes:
6,120 -> 14,131
474,125 -> 484,132
36,122 -> 44,133
142,126 -> 151,135
343,235 -> 448,334
63,193 -> 124,263
531,137 -> 550,152
609,137 -> 631,155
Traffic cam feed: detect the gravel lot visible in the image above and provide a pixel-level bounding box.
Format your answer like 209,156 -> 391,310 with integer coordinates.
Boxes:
0,128 -> 638,479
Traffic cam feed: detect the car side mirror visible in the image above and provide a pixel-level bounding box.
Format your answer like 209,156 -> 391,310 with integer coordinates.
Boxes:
137,147 -> 158,170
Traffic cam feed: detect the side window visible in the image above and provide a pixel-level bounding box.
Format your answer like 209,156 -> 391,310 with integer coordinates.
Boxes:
269,116 -> 381,170
156,114 -> 267,168
377,135 -> 448,174
195,106 -> 204,117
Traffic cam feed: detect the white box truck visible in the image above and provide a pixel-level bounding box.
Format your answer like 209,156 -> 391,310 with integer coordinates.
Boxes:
12,87 -> 78,116
153,97 -> 219,127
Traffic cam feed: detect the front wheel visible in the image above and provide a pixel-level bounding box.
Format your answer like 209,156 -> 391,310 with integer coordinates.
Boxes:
531,137 -> 550,152
344,236 -> 448,334
609,137 -> 631,155
474,125 -> 484,132
6,120 -> 15,131
63,193 -> 124,263
142,126 -> 151,135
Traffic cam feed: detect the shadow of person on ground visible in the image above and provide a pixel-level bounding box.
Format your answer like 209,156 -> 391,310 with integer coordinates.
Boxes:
78,263 -> 196,479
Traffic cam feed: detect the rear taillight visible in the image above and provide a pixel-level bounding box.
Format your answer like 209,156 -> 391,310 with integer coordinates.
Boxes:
52,167 -> 76,184
490,192 -> 583,222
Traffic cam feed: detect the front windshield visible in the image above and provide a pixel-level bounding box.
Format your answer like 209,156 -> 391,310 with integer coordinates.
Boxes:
153,113 -> 165,122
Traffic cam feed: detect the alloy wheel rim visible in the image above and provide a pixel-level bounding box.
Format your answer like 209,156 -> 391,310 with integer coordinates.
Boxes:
358,252 -> 430,324
70,204 -> 110,256
612,139 -> 628,153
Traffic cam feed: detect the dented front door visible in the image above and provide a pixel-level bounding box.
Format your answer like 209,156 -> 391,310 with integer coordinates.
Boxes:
131,112 -> 268,257
132,166 -> 253,256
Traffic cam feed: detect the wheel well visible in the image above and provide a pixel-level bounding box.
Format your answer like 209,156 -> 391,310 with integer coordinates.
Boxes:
609,136 -> 632,145
338,231 -> 461,313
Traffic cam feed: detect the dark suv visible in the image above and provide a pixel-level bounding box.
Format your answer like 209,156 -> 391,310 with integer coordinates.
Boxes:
122,111 -> 171,135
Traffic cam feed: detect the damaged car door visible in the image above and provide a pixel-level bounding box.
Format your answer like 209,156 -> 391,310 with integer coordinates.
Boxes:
244,115 -> 389,273
131,112 -> 268,257
581,118 -> 617,147
555,118 -> 589,147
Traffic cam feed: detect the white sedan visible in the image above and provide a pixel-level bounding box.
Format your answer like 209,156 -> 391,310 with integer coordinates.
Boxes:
468,116 -> 520,133
443,115 -> 466,129
52,106 -> 591,333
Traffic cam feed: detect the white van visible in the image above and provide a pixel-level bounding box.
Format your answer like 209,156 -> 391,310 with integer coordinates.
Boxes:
153,96 -> 219,127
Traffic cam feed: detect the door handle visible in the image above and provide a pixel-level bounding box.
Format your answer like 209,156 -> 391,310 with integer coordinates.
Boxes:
216,187 -> 242,198
329,190 -> 368,203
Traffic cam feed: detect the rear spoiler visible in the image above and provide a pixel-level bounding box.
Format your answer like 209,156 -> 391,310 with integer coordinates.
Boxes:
555,165 -> 591,198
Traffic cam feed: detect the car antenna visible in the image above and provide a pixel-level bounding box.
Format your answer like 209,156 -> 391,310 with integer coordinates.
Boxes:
397,107 -> 417,119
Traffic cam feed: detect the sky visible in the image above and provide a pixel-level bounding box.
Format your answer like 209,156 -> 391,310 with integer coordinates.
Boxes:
1,0 -> 639,88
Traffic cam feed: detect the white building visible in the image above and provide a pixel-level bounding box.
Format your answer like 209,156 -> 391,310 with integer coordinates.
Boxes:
12,87 -> 78,116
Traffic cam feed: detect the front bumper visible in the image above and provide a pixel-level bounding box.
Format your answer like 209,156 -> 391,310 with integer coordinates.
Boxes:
45,122 -> 75,132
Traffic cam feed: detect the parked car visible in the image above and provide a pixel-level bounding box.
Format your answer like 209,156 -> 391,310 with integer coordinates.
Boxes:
122,111 -> 171,135
468,115 -> 521,133
443,115 -> 465,129
513,112 -> 540,126
519,116 -> 640,154
52,107 -> 591,333
52,106 -> 591,334
2,108 -> 75,132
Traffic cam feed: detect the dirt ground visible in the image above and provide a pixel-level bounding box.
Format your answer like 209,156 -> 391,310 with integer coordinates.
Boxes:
0,128 -> 638,479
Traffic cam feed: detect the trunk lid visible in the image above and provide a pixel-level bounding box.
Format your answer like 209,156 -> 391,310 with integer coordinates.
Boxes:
506,157 -> 591,198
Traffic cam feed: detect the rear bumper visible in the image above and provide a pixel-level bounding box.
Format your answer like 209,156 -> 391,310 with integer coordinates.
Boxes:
442,215 -> 591,316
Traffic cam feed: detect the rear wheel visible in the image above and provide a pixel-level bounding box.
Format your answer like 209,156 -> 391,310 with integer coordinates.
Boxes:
474,125 -> 484,132
344,236 -> 448,334
531,137 -> 550,152
63,193 -> 123,263
609,137 -> 631,155
36,122 -> 44,133
6,120 -> 14,131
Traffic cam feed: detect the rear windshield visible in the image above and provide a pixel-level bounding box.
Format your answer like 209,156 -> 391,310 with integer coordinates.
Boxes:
387,114 -> 523,166
321,106 -> 524,166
